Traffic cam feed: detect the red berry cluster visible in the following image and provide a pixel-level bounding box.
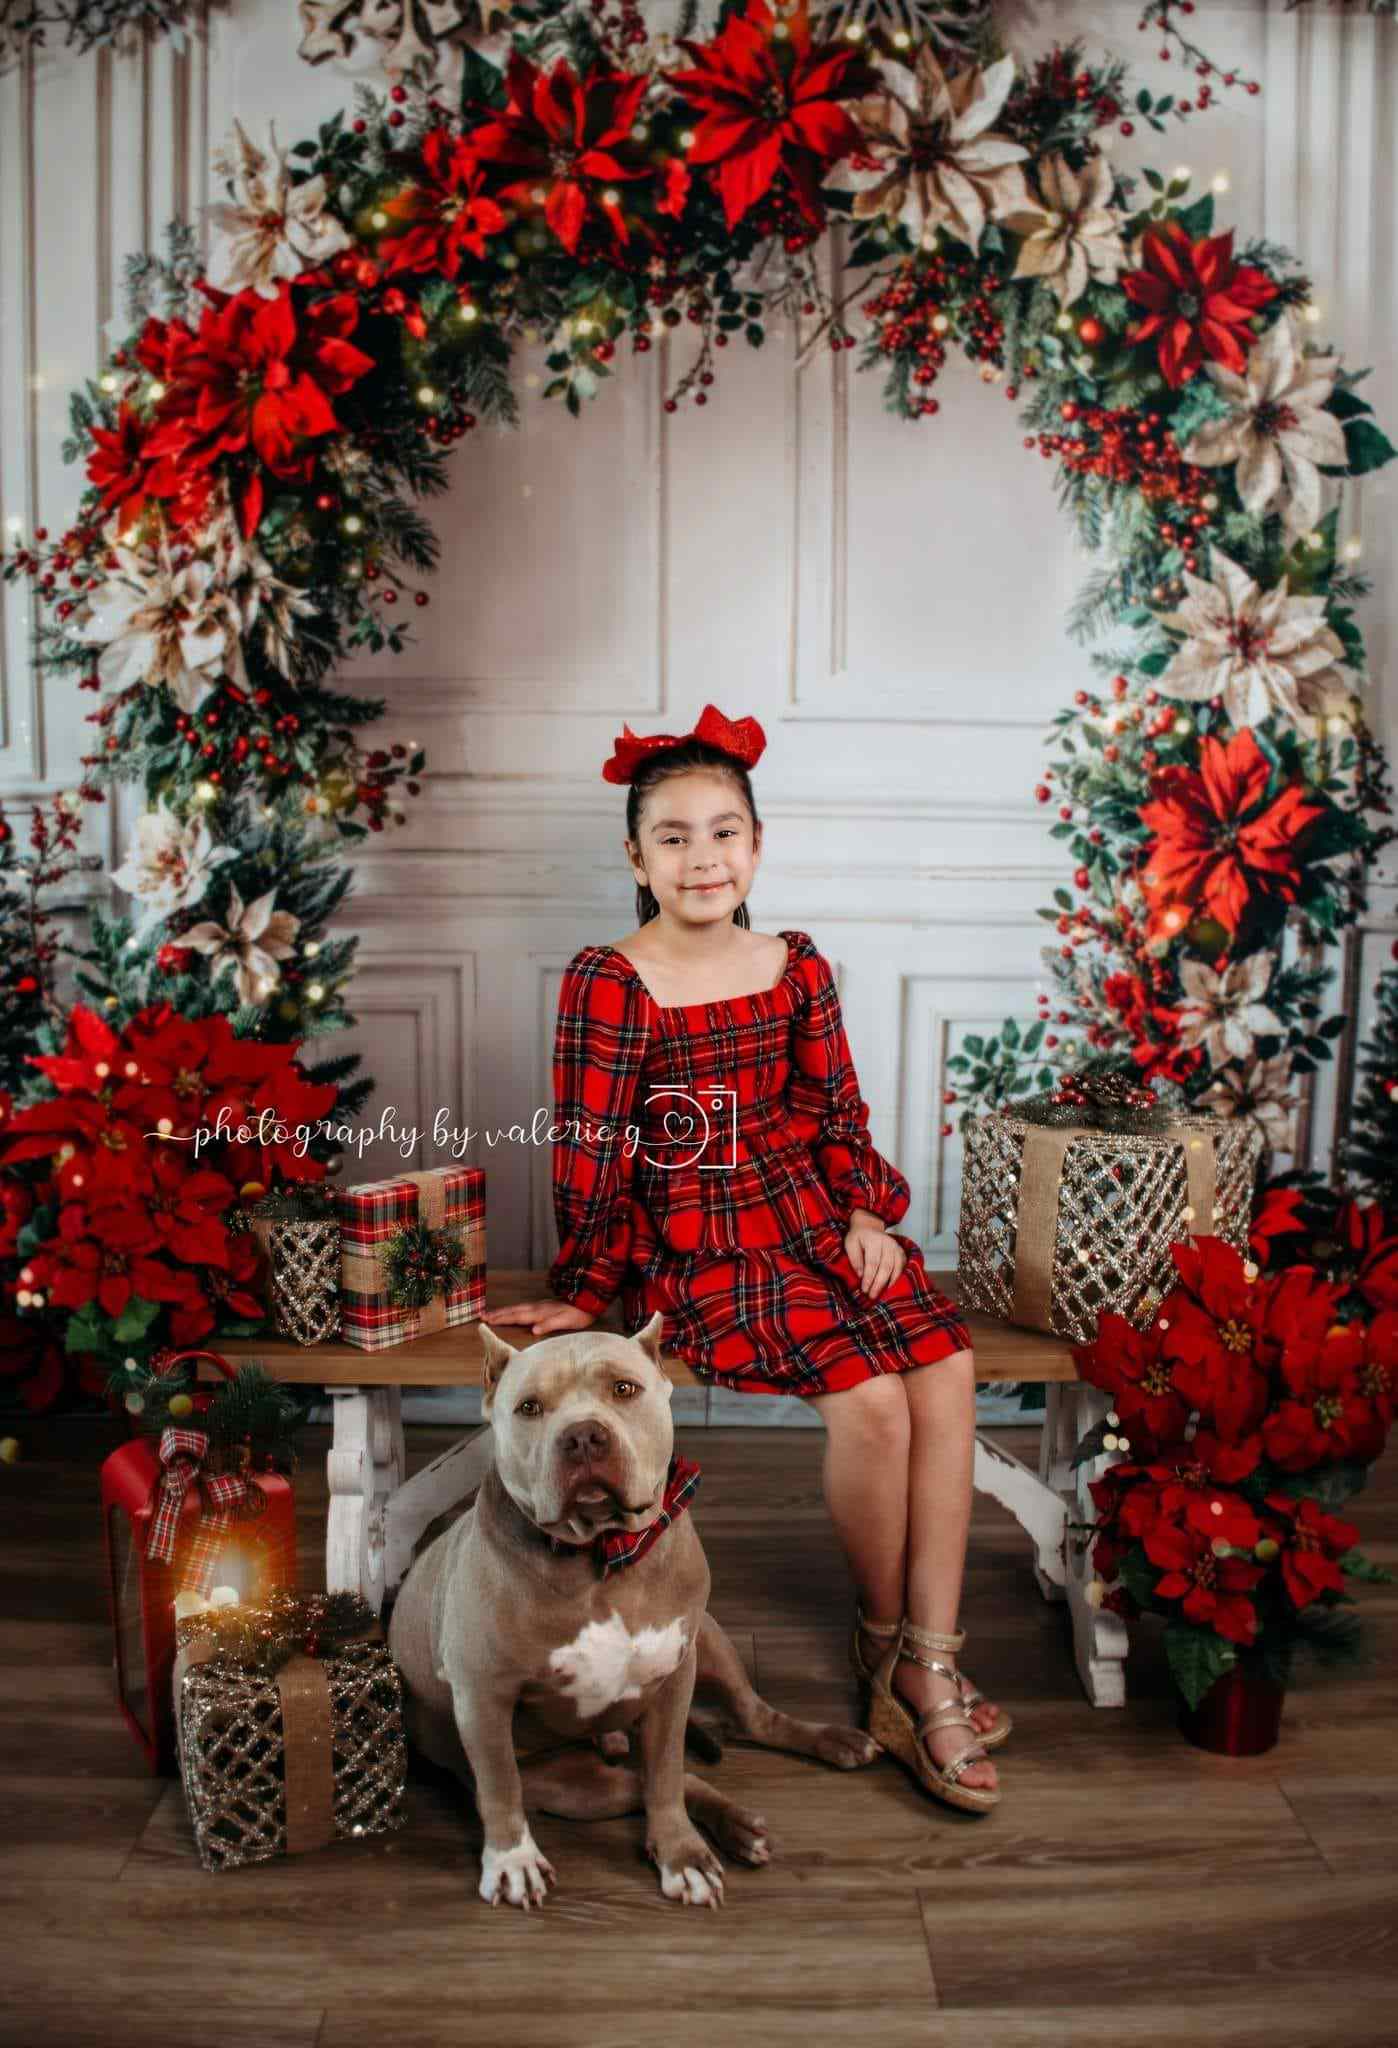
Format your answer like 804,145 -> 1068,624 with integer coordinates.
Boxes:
1034,402 -> 1212,520
864,260 -> 951,415
587,0 -> 650,58
1005,49 -> 1119,142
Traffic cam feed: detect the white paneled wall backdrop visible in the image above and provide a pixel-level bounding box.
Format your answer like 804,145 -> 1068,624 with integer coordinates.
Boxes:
3,1 -> 1395,1425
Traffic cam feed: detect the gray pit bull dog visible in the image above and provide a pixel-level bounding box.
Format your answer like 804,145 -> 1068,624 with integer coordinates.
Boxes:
388,1311 -> 881,1911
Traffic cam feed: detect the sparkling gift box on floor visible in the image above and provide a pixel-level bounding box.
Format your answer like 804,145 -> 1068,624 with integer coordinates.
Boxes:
956,1105 -> 1262,1344
174,1590 -> 408,1873
335,1166 -> 486,1352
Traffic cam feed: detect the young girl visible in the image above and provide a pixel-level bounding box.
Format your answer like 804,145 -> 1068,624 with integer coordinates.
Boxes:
482,703 -> 1010,1811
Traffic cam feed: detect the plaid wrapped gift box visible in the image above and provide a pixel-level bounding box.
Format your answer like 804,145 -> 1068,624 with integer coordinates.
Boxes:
335,1166 -> 486,1352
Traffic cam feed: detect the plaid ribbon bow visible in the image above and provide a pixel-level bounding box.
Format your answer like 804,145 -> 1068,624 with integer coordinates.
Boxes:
145,1426 -> 259,1596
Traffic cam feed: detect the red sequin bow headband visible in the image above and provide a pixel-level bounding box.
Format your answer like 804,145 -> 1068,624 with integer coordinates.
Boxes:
600,703 -> 768,785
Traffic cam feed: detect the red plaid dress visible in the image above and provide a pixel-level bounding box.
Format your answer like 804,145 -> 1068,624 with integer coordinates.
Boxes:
548,928 -> 971,1397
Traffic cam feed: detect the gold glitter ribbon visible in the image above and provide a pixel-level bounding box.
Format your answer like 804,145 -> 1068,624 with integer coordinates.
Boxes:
342,1171 -> 479,1338
1011,1121 -> 1218,1330
277,1652 -> 336,1855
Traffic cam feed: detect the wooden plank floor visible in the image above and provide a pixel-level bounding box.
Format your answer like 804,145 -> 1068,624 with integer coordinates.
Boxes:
3,1417 -> 1396,2048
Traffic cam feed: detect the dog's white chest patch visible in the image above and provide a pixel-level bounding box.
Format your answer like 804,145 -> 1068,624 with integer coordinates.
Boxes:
547,1611 -> 688,1719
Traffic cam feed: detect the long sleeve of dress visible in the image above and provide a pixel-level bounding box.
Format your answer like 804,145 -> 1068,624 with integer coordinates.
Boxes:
548,950 -> 651,1316
787,945 -> 911,1230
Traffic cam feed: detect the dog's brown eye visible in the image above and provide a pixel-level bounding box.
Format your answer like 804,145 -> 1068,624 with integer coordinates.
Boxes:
612,1379 -> 639,1399
516,1398 -> 543,1417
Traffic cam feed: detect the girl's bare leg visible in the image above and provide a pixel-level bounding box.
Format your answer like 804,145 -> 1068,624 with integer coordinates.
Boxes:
803,1375 -> 909,1665
897,1348 -> 998,1790
804,1354 -> 998,1794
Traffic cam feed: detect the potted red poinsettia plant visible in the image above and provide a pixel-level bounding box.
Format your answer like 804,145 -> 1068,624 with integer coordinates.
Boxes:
1,1001 -> 338,1402
1071,1235 -> 1394,1752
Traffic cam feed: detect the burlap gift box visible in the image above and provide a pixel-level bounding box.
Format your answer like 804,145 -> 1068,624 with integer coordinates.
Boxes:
335,1165 -> 485,1352
173,1590 -> 407,1873
955,1107 -> 1263,1343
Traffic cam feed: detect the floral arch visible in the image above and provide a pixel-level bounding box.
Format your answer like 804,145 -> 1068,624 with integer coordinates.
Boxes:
0,0 -> 1394,1407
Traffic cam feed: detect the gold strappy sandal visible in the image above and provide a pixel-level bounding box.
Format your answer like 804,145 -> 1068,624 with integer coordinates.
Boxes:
928,1624 -> 1013,1749
850,1606 -> 902,1686
855,1613 -> 1011,1748
867,1622 -> 1001,1815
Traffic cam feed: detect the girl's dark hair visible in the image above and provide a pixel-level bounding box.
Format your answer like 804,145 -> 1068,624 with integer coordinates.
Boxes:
624,738 -> 762,929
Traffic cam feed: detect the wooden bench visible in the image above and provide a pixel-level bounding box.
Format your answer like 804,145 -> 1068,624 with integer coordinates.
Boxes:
222,1268 -> 1128,1707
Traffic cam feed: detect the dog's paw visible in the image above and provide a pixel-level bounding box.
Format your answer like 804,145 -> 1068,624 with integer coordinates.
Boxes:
479,1827 -> 558,1911
647,1827 -> 726,1908
711,1803 -> 771,1866
810,1721 -> 883,1770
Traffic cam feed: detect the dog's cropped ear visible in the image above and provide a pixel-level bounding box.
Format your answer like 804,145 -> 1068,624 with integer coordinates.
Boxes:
633,1311 -> 671,1398
479,1323 -> 520,1416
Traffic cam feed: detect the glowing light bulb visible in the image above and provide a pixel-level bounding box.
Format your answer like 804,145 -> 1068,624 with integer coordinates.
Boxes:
371,210 -> 388,228
343,514 -> 363,534
459,303 -> 479,323
1212,171 -> 1230,194
147,380 -> 166,401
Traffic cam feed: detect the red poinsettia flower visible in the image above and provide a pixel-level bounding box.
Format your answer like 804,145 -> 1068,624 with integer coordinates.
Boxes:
1262,1321 -> 1373,1471
379,129 -> 508,277
1121,221 -> 1278,388
84,402 -> 198,538
139,1149 -> 238,1266
1260,1492 -> 1360,1610
467,53 -> 652,257
36,1202 -> 195,1321
671,0 -> 870,231
1074,1312 -> 1190,1451
1359,1311 -> 1398,1459
168,1229 -> 265,1347
1156,1237 -> 1273,1443
1138,729 -> 1325,944
1141,1516 -> 1264,1643
1339,1199 -> 1398,1311
1248,1184 -> 1307,1266
143,280 -> 375,537
1101,971 -> 1202,1085
0,1176 -> 33,1259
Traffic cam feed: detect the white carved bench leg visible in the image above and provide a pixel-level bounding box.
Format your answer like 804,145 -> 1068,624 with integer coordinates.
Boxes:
383,1424 -> 496,1597
971,1433 -> 1066,1591
1032,1382 -> 1083,1603
1060,1383 -> 1129,1708
325,1386 -> 405,1612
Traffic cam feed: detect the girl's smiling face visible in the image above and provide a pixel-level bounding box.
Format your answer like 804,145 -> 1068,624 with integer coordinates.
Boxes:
627,770 -> 762,926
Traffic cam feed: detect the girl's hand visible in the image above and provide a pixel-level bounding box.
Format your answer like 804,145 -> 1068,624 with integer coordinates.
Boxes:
478,1300 -> 599,1338
844,1218 -> 907,1301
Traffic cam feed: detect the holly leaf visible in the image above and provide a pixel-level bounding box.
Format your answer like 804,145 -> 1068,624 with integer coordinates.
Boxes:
1164,1616 -> 1238,1709
111,1297 -> 161,1344
1340,1547 -> 1394,1584
1340,417 -> 1397,476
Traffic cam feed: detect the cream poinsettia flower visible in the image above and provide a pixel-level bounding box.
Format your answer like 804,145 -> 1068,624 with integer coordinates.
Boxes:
1178,316 -> 1346,541
1175,953 -> 1283,1067
1002,151 -> 1126,307
1155,547 -> 1353,733
204,489 -> 318,678
182,884 -> 301,1006
1198,1054 -> 1296,1153
110,801 -> 236,934
205,120 -> 351,299
72,530 -> 245,712
848,48 -> 1031,252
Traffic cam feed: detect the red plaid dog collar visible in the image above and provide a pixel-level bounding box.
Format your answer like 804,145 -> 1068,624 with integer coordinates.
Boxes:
548,1453 -> 701,1574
